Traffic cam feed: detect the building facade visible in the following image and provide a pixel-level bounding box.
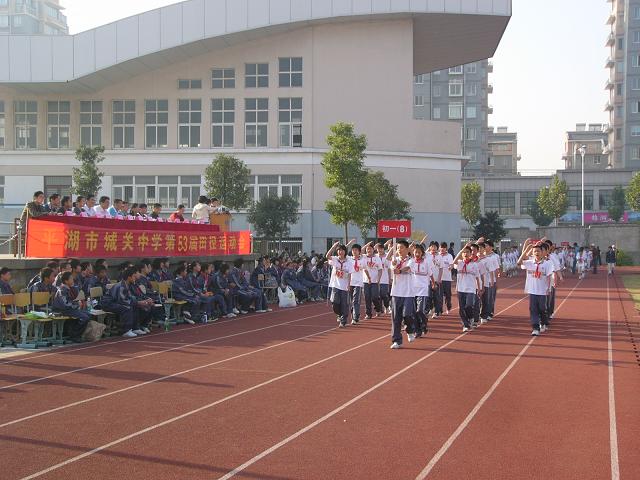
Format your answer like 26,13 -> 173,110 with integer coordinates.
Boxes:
487,126 -> 518,176
563,123 -> 610,171
413,59 -> 492,177
0,0 -> 68,35
0,0 -> 511,252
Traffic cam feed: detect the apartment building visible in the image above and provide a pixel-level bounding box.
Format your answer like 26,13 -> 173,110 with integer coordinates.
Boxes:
0,0 -> 68,35
487,126 -> 518,176
563,123 -> 611,171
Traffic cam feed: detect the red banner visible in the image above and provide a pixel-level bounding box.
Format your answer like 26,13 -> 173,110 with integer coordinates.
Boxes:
26,216 -> 251,258
377,220 -> 412,238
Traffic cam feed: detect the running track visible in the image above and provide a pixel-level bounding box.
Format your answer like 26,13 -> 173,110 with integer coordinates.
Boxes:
0,271 -> 638,479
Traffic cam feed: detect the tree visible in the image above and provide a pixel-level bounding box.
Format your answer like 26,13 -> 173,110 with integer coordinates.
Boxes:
473,211 -> 506,242
529,202 -> 553,227
247,194 -> 299,250
461,181 -> 482,226
204,153 -> 251,211
72,145 -> 105,197
322,122 -> 370,241
537,175 -> 569,225
608,186 -> 626,222
357,171 -> 412,240
625,172 -> 640,212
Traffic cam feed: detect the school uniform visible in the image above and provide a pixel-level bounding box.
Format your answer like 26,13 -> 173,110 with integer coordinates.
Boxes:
204,272 -> 230,316
328,256 -> 354,327
296,265 -> 322,300
486,253 -> 501,319
100,280 -> 139,332
472,257 -> 487,325
522,259 -> 554,334
311,265 -> 329,298
363,254 -> 383,317
546,252 -> 562,318
137,274 -> 166,323
426,252 -> 443,316
479,255 -> 495,321
0,280 -> 14,294
128,281 -> 154,328
454,259 -> 480,330
172,275 -> 202,320
212,272 -> 236,314
349,255 -> 365,323
377,254 -> 392,311
281,268 -> 307,304
439,252 -> 454,311
390,255 -> 416,345
28,281 -> 55,300
606,249 -> 617,275
411,256 -> 432,336
52,284 -> 90,340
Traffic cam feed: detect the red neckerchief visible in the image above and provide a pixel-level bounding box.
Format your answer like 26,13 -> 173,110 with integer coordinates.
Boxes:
353,255 -> 361,272
367,255 -> 376,268
463,258 -> 472,273
396,256 -> 408,273
415,256 -> 424,272
534,260 -> 543,279
336,257 -> 347,278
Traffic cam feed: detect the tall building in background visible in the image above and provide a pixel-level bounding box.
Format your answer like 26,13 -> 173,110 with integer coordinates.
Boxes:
0,0 -> 68,35
487,126 -> 519,176
563,123 -> 610,171
605,0 -> 640,169
413,60 -> 493,177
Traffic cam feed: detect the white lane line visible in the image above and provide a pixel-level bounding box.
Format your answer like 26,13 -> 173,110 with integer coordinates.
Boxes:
415,278 -> 583,479
0,304 -> 316,366
0,311 -> 331,391
216,294 -> 529,480
18,332 -> 391,480
606,275 -> 620,480
1,323 -> 336,429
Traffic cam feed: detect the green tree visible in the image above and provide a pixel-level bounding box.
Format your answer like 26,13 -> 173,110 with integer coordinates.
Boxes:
461,181 -> 482,226
357,171 -> 412,240
608,186 -> 626,222
625,172 -> 640,212
537,175 -> 569,225
204,153 -> 251,211
322,122 -> 370,241
529,202 -> 553,227
71,145 -> 105,197
247,194 -> 299,250
473,211 -> 506,242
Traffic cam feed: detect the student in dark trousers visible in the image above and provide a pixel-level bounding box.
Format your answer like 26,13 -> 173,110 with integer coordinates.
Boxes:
518,239 -> 554,336
326,241 -> 354,327
101,267 -> 145,338
452,244 -> 482,332
388,240 -> 417,349
376,242 -> 392,314
362,243 -> 383,319
29,267 -> 56,297
52,272 -> 90,342
438,242 -> 454,314
173,265 -> 202,324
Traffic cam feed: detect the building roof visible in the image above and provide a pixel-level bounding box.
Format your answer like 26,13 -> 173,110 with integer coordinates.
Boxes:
0,0 -> 511,93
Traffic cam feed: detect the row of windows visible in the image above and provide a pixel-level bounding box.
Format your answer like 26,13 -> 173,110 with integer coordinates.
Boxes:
0,98 -> 303,150
210,58 -> 303,89
414,83 -> 479,98
413,63 -> 479,84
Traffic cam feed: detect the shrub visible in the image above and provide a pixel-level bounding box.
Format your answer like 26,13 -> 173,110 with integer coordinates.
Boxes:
616,249 -> 634,266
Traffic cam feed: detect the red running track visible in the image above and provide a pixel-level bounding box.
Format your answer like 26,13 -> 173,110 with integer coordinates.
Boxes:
0,272 -> 637,480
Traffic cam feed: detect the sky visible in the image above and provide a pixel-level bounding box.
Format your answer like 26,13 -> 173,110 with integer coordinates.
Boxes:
62,0 -> 610,175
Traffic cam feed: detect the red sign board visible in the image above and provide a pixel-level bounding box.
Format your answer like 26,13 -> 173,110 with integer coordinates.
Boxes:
26,216 -> 251,258
561,241 -> 570,247
377,220 -> 412,238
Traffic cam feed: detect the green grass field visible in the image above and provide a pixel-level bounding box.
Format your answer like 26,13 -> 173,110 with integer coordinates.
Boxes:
622,275 -> 640,311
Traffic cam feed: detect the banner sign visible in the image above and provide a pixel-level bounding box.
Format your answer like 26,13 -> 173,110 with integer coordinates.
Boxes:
377,220 -> 412,238
26,216 -> 251,258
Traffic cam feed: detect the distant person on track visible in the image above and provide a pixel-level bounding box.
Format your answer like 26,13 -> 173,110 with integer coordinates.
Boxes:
518,239 -> 554,336
349,243 -> 365,324
606,245 -> 617,275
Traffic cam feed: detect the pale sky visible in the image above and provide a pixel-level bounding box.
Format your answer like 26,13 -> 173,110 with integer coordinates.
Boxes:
63,0 -> 610,175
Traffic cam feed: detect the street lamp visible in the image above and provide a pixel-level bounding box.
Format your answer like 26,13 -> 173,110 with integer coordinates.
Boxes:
577,144 -> 587,227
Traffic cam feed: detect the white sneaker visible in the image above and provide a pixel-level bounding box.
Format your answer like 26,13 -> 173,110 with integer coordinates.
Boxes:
480,318 -> 488,324
133,329 -> 147,335
233,308 -> 240,314
444,310 -> 449,315
351,319 -> 358,325
462,327 -> 470,333
267,308 -> 273,312
256,309 -> 267,313
240,310 -> 249,315
549,314 -> 555,319
540,325 -> 547,333
122,329 -> 137,338
183,318 -> 195,325
407,333 -> 416,343
226,313 -> 236,318
531,329 -> 540,336
390,342 -> 401,349
387,307 -> 392,314
183,310 -> 192,319
142,327 -> 151,334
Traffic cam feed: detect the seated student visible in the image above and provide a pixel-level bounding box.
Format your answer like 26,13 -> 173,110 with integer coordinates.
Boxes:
100,267 -> 147,338
201,262 -> 232,319
129,203 -> 140,217
44,193 -> 61,213
84,195 -> 97,216
78,262 -> 94,296
119,201 -> 129,217
0,267 -> 15,294
117,261 -> 134,281
230,258 -> 266,313
150,203 -> 162,220
212,264 -> 240,316
281,260 -> 308,304
93,259 -> 110,282
108,198 -> 123,217
186,261 -> 218,322
138,204 -> 149,219
85,264 -> 110,294
296,258 -> 322,301
27,260 -> 60,289
54,261 -> 72,287
169,205 -> 186,222
172,265 -> 201,324
127,265 -> 156,333
29,267 -> 56,301
149,258 -> 170,282
73,196 -> 86,216
52,271 -> 90,342
261,257 -> 280,288
249,257 -> 273,311
311,259 -> 330,298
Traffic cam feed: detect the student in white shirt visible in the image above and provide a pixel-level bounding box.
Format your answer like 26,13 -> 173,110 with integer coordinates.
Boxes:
388,240 -> 417,349
326,241 -> 355,327
362,243 -> 383,319
518,239 -> 554,336
376,242 -> 392,315
484,240 -> 501,321
453,244 -> 482,332
411,243 -> 433,337
426,241 -> 444,319
349,243 -> 365,324
545,240 -> 563,320
470,243 -> 486,327
576,247 -> 586,279
438,242 -> 454,314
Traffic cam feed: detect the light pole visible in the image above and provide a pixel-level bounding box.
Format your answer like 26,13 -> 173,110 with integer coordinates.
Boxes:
577,144 -> 587,227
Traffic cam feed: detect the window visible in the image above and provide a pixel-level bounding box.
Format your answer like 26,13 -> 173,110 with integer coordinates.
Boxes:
633,78 -> 640,90
281,174 -> 303,207
414,95 -> 424,106
449,65 -> 463,74
0,15 -> 8,28
0,101 -> 4,148
279,57 -> 303,87
279,97 -> 302,147
449,80 -> 463,96
466,63 -> 477,74
212,68 -> 235,89
519,191 -> 539,215
47,101 -> 70,149
180,175 -> 202,208
44,175 -> 72,199
466,106 -> 477,119
634,6 -> 640,19
487,157 -> 493,167
112,175 -> 201,210
568,190 -> 594,211
633,146 -> 640,160
0,176 -> 4,205
618,38 -> 624,50
484,192 -> 515,216
466,83 -> 477,96
616,83 -> 623,96
465,128 -> 477,141
145,99 -> 168,148
178,79 -> 202,89
599,190 -> 613,209
634,55 -> 640,68
211,98 -> 234,148
245,98 -> 268,147
594,155 -> 602,165
616,105 -> 624,118
178,99 -> 201,148
616,128 -> 622,140
13,15 -> 22,27
245,63 -> 269,88
634,101 -> 640,114
617,61 -> 625,73
468,151 -> 477,163
433,107 -> 441,120
634,31 -> 640,43
80,101 -> 102,147
632,125 -> 640,136
246,174 -> 302,207
414,74 -> 424,84
14,100 -> 37,149
112,100 -> 135,149
449,103 -> 463,119
433,85 -> 441,97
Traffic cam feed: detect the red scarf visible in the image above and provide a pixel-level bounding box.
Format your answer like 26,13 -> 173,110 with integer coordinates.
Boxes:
395,256 -> 408,273
353,255 -> 361,272
415,256 -> 424,272
367,255 -> 376,268
336,258 -> 347,278
462,258 -> 472,273
534,260 -> 543,279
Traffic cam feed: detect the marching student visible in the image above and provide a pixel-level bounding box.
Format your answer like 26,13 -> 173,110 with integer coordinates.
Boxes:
485,240 -> 501,321
388,240 -> 418,349
453,244 -> 482,332
438,241 -> 454,314
52,271 -> 90,342
326,241 -> 355,327
362,242 -> 383,319
478,242 -> 496,324
376,242 -> 392,314
469,243 -> 486,328
606,245 -> 617,275
349,242 -> 365,324
411,243 -> 433,337
518,239 -> 554,336
545,240 -> 563,320
426,241 -> 443,319
576,247 -> 586,280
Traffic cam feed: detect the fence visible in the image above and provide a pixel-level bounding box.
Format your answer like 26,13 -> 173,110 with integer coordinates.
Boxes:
0,219 -> 23,257
252,238 -> 304,257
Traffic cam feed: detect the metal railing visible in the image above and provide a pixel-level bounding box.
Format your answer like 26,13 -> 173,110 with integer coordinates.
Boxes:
0,219 -> 22,258
252,238 -> 304,258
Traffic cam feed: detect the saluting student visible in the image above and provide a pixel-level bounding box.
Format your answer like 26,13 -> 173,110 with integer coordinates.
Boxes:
388,240 -> 417,349
411,243 -> 433,337
426,241 -> 443,319
326,241 -> 355,328
438,241 -> 454,315
453,244 -> 482,332
349,243 -> 365,324
362,242 -> 383,319
376,242 -> 392,314
518,239 -> 554,336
